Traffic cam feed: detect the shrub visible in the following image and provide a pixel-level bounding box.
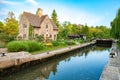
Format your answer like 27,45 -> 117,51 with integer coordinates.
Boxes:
17,36 -> 22,40
52,41 -> 60,46
65,40 -> 76,45
59,42 -> 66,46
77,39 -> 83,43
26,41 -> 40,52
7,41 -> 29,52
44,43 -> 53,47
35,35 -> 44,42
0,33 -> 16,42
38,42 -> 45,49
0,41 -> 6,48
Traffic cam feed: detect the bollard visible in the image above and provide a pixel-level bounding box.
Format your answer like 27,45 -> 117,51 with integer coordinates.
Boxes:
47,52 -> 49,54
0,52 -> 6,57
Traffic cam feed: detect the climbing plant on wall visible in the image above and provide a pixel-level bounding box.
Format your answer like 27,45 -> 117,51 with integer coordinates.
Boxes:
29,25 -> 33,40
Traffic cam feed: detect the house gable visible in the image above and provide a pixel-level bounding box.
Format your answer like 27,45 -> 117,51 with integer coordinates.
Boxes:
18,14 -> 30,40
18,9 -> 58,40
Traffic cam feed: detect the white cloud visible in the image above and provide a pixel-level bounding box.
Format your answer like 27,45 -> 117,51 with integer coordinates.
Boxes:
26,0 -> 39,6
0,0 -> 21,5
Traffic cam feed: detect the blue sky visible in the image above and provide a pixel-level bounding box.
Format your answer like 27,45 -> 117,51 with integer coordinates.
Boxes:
0,0 -> 120,27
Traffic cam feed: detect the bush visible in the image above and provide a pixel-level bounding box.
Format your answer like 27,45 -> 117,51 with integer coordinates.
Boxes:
52,41 -> 60,46
35,35 -> 44,42
0,33 -> 16,42
0,41 -> 6,48
7,41 -> 44,52
44,43 -> 53,47
59,42 -> 66,46
38,42 -> 45,49
26,41 -> 40,52
7,41 -> 29,52
65,40 -> 76,45
77,39 -> 83,43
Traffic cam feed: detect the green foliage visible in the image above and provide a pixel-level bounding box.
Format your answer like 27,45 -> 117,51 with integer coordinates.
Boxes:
44,43 -> 53,47
38,42 -> 45,49
29,25 -> 33,40
110,8 -> 120,39
59,42 -> 66,46
0,33 -> 15,42
36,35 -> 44,42
4,18 -> 18,36
0,21 -> 4,33
57,19 -> 110,40
77,39 -> 83,43
7,41 -> 29,52
26,41 -> 40,52
88,26 -> 110,39
51,9 -> 59,27
7,41 -> 45,52
0,41 -> 6,48
0,12 -> 18,43
81,24 -> 89,39
52,40 -> 60,46
65,40 -> 76,45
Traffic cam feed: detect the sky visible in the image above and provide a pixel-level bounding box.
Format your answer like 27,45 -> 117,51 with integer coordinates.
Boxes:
0,0 -> 120,27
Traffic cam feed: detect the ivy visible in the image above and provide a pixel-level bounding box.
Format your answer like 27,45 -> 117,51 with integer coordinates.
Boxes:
29,25 -> 33,40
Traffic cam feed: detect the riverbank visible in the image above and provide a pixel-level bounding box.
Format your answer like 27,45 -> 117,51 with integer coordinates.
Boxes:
100,42 -> 120,80
0,41 -> 95,72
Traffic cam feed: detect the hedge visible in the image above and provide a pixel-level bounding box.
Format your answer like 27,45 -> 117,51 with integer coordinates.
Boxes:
7,41 -> 29,52
7,41 -> 45,52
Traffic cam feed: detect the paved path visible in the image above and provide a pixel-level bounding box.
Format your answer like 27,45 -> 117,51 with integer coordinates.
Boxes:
100,42 -> 120,80
0,42 -> 95,70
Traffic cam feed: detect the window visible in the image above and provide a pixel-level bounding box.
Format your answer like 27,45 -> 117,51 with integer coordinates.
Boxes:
49,34 -> 52,38
23,24 -> 27,28
35,34 -> 38,37
23,34 -> 26,38
46,24 -> 48,28
54,35 -> 56,40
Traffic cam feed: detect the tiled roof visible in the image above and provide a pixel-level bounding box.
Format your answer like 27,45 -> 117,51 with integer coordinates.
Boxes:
50,19 -> 58,30
23,12 -> 58,30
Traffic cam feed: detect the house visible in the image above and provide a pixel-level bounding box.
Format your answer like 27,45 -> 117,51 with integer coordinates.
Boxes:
18,8 -> 58,41
68,34 -> 86,40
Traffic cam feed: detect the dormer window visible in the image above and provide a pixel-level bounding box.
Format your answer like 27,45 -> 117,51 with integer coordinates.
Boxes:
46,24 -> 48,28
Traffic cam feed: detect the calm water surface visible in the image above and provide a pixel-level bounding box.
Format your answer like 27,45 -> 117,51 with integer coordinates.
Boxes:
1,46 -> 110,80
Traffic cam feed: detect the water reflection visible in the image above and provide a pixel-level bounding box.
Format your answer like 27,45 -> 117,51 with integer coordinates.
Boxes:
1,46 -> 110,80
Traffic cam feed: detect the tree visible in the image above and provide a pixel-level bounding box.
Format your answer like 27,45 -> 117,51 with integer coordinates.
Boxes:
110,8 -> 120,39
81,24 -> 89,39
0,12 -> 19,42
0,21 -> 4,33
5,12 -> 18,36
51,10 -> 59,27
4,18 -> 18,36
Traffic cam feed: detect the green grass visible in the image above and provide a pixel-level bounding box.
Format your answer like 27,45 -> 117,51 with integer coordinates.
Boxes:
31,45 -> 70,54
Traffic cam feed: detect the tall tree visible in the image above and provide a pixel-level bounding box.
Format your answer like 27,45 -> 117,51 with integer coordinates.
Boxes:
4,12 -> 18,36
110,8 -> 120,39
51,10 -> 59,27
81,24 -> 89,39
0,21 -> 4,33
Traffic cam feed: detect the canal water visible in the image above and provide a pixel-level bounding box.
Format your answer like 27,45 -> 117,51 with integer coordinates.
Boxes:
1,46 -> 110,80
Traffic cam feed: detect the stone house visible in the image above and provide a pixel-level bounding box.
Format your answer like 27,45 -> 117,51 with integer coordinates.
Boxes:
18,8 -> 58,41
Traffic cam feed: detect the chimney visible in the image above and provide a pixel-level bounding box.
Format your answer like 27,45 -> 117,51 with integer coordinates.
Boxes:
36,8 -> 43,17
